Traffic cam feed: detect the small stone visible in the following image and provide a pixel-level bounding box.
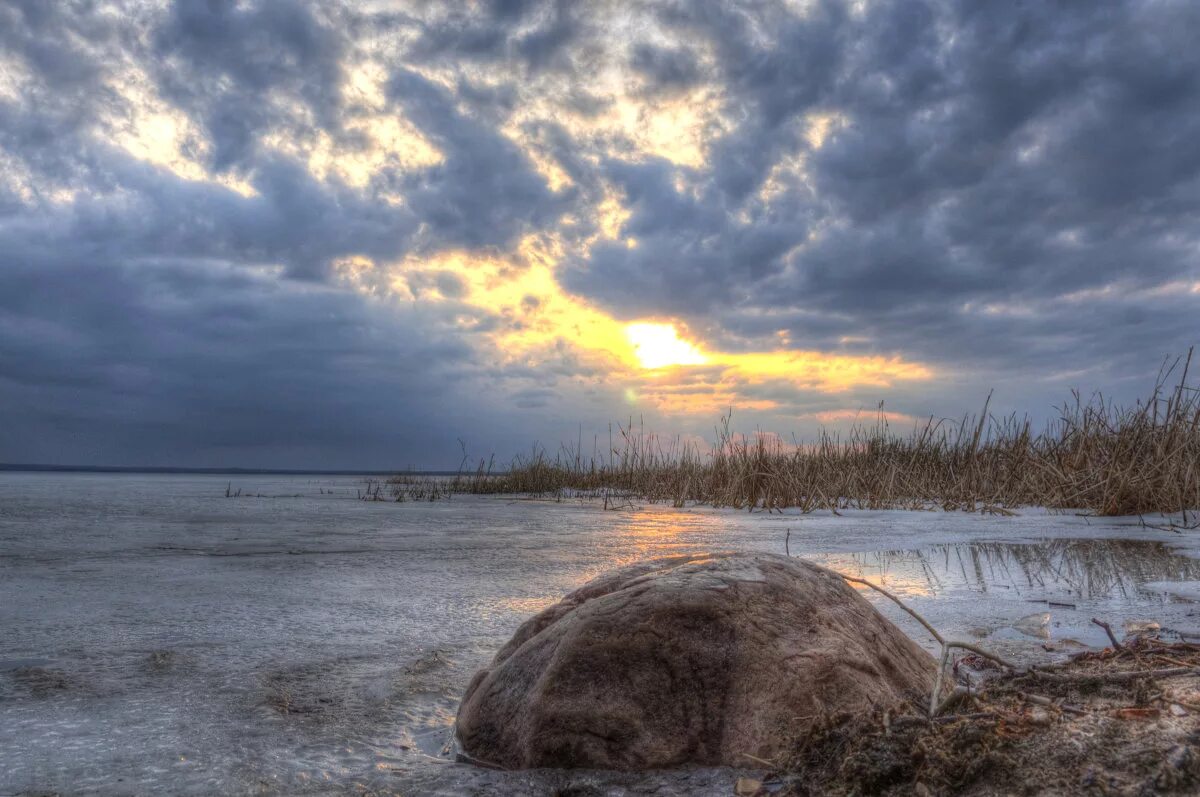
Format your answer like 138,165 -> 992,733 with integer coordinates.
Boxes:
1029,707 -> 1052,725
1169,703 -> 1188,717
735,777 -> 763,796
1123,619 -> 1161,634
1013,612 -> 1051,638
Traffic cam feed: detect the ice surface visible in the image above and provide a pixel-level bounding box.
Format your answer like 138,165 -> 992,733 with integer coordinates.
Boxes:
2,473 -> 1198,795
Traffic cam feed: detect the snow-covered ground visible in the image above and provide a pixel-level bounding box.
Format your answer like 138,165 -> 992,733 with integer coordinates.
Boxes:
2,472 -> 1198,795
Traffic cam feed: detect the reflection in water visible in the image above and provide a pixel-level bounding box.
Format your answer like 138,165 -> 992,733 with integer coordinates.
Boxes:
606,508 -> 731,571
490,596 -> 557,615
819,539 -> 1200,602
817,539 -> 1200,653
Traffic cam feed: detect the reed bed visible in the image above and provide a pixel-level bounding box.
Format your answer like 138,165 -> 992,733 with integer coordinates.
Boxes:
398,351 -> 1200,519
368,475 -> 446,502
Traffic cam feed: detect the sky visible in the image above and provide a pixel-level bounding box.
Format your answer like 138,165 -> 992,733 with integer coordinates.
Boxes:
1,0 -> 1198,470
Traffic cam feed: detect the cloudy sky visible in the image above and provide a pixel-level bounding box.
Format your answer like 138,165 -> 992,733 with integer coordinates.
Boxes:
1,0 -> 1198,469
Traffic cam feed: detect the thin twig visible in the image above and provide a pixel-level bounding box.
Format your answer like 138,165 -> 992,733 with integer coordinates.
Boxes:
1025,666 -> 1200,684
945,641 -> 1019,671
739,752 -> 778,768
1091,618 -> 1124,651
814,565 -> 944,644
816,564 -> 1019,717
1018,691 -> 1089,716
930,644 -> 951,715
933,685 -> 978,717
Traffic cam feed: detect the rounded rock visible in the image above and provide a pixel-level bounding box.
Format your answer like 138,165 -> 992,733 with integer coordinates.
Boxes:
456,552 -> 936,770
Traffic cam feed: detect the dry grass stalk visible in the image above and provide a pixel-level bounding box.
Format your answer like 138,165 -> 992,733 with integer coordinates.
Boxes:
405,351 -> 1200,518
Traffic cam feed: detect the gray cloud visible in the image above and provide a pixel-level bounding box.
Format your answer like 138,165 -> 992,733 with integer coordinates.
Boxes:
563,0 -> 1200,387
384,67 -> 569,252
629,43 -> 704,96
1,0 -> 1198,467
405,0 -> 580,73
152,0 -> 349,171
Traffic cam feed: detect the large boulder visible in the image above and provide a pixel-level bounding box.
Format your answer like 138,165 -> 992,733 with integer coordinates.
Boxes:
456,552 -> 936,770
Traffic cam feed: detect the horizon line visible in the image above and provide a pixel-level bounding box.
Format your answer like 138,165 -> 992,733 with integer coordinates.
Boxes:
0,463 -> 461,477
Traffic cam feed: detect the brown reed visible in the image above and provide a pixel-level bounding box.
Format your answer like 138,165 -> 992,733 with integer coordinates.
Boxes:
409,350 -> 1200,520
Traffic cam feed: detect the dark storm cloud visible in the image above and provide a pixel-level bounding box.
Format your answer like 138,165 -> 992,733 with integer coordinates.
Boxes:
0,136 -> 488,467
2,0 -> 1199,467
578,156 -> 808,315
0,158 -> 577,468
384,68 -> 568,251
0,0 -> 579,466
3,1 -> 567,273
406,0 -> 580,73
0,1 -> 140,195
152,0 -> 349,171
562,0 -> 1200,392
629,43 -> 704,96
0,247 -> 493,468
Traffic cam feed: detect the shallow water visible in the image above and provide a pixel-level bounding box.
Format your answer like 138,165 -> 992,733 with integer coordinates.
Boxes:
2,473 -> 1199,795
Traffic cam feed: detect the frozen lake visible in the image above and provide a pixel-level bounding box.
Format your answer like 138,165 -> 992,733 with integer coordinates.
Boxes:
2,472 -> 1199,795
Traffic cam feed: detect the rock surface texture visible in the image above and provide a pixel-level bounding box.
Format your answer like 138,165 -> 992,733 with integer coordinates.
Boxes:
455,552 -> 936,770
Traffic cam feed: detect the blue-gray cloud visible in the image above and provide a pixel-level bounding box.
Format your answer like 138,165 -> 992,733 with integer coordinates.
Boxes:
563,0 -> 1200,381
152,0 -> 349,171
1,0 -> 1198,467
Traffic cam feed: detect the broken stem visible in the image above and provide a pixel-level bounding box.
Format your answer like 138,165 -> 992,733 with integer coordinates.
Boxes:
1091,617 -> 1124,651
933,684 -> 978,717
1018,691 -> 1089,716
1026,666 -> 1200,684
930,644 -> 952,716
944,641 -> 1019,671
815,565 -> 944,645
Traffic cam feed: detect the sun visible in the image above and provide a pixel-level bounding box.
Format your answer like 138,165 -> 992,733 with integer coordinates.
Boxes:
625,323 -> 707,369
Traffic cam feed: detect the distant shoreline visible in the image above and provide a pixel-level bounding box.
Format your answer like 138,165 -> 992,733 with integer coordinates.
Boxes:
0,464 -> 460,477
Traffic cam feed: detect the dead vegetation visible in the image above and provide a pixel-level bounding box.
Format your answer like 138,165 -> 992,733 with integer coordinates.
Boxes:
370,475 -> 446,502
734,553 -> 1200,794
224,482 -> 302,499
754,635 -> 1200,796
745,562 -> 1200,796
9,666 -> 73,697
441,350 -> 1200,519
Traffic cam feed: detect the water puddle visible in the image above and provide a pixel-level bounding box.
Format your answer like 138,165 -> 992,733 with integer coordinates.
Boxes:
816,539 -> 1200,654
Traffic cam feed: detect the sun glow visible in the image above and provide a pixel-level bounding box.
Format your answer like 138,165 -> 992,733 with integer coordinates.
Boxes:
338,238 -> 933,416
626,323 -> 707,369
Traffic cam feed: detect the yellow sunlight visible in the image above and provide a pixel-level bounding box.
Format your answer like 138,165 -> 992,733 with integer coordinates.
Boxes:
625,323 -> 707,369
338,238 -> 934,416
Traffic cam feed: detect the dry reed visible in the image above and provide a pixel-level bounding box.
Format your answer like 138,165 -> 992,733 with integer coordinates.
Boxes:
402,350 -> 1200,519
